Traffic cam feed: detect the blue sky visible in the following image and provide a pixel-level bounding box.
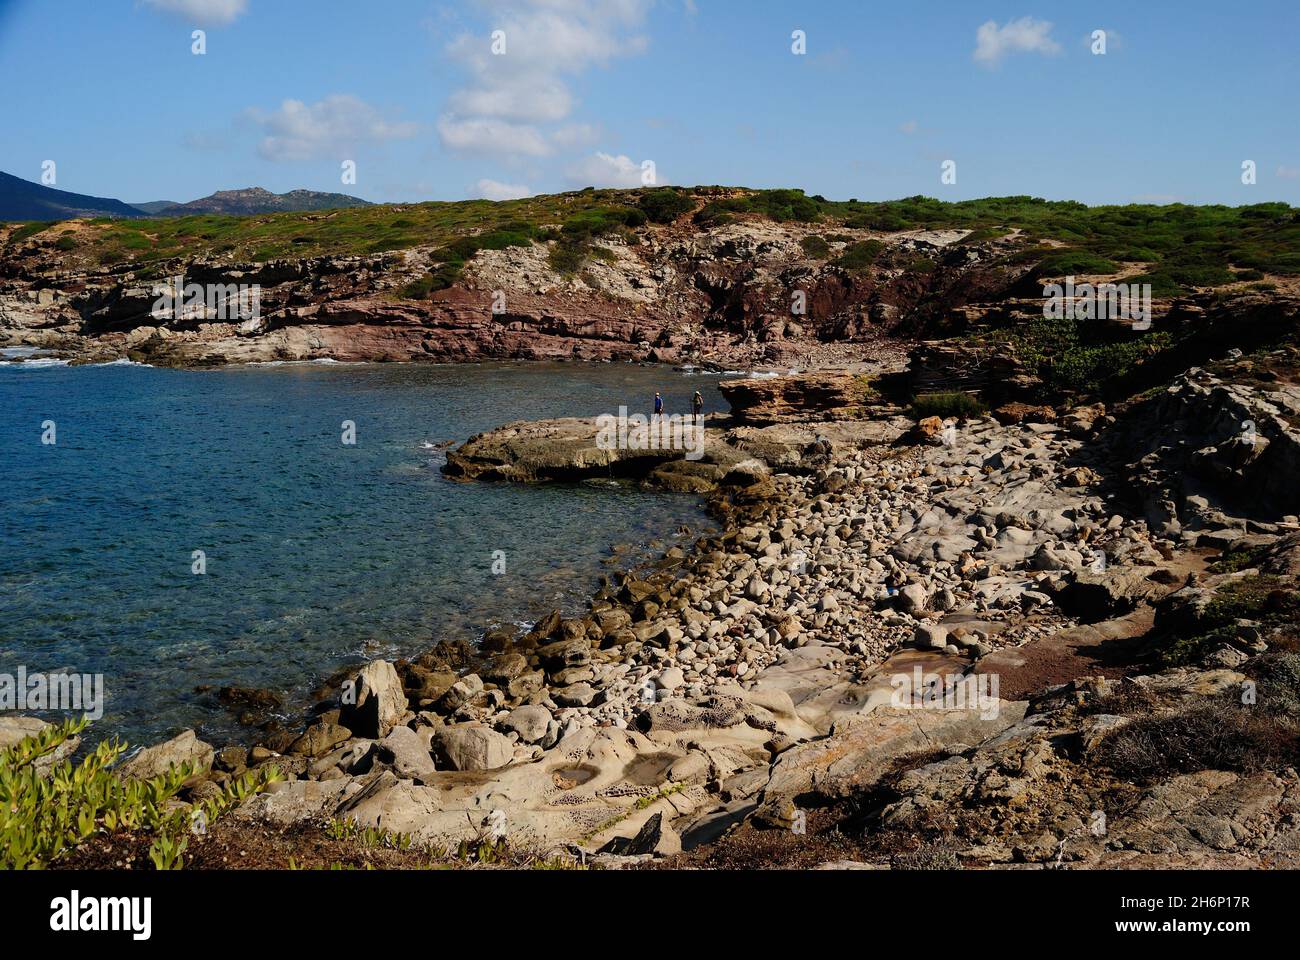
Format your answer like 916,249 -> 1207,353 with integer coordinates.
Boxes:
1,0 -> 1297,206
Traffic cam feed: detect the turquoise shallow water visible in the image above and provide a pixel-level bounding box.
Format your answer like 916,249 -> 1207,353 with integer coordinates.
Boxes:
0,358 -> 727,745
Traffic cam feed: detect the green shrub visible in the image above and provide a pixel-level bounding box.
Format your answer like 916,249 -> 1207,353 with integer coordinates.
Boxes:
692,203 -> 734,227
689,189 -> 824,227
561,206 -> 644,238
0,718 -> 282,870
912,391 -> 986,419
957,226 -> 1011,245
834,239 -> 884,272
1032,250 -> 1120,278
747,189 -> 822,222
977,313 -> 1173,398
549,239 -> 588,274
6,221 -> 55,244
800,235 -> 831,258
1159,576 -> 1300,667
637,188 -> 695,224
1208,544 -> 1273,574
1049,337 -> 1173,395
397,261 -> 462,299
1118,271 -> 1187,297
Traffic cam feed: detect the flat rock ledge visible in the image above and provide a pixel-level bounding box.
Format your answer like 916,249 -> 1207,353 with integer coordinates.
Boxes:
442,413 -> 908,493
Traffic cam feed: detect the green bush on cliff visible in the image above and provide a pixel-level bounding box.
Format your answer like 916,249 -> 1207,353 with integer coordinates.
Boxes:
957,226 -> 1011,244
978,314 -> 1173,399
693,189 -> 825,227
548,239 -> 589,274
800,235 -> 831,258
561,206 -> 645,238
833,239 -> 884,272
398,261 -> 463,299
745,189 -> 823,222
0,717 -> 281,870
5,220 -> 55,245
396,221 -> 548,298
1031,250 -> 1121,278
638,188 -> 695,224
1048,335 -> 1173,395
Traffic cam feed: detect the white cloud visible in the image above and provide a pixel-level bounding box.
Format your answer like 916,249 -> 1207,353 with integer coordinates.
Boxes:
1277,165 -> 1300,180
246,95 -> 419,162
551,122 -> 601,149
437,115 -> 552,157
475,178 -> 534,201
973,17 -> 1061,67
439,0 -> 651,159
448,78 -> 573,123
567,151 -> 651,188
141,0 -> 248,26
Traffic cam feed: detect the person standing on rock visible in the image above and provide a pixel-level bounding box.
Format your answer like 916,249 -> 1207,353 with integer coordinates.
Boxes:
692,390 -> 704,420
654,392 -> 663,418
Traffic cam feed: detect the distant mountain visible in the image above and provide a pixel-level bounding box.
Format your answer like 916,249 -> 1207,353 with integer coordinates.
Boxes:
147,187 -> 371,216
0,170 -> 145,221
129,200 -> 181,215
0,172 -> 374,222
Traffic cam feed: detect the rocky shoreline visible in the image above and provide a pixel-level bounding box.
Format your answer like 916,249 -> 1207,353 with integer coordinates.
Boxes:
11,346 -> 1300,869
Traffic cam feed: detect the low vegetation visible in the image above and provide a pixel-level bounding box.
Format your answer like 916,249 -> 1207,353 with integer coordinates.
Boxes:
1095,653 -> 1300,781
0,718 -> 280,870
833,239 -> 884,272
277,817 -> 595,870
1158,575 -> 1300,667
911,391 -> 986,419
973,313 -> 1175,399
799,234 -> 830,258
6,187 -> 1294,308
637,187 -> 695,224
1094,694 -> 1299,781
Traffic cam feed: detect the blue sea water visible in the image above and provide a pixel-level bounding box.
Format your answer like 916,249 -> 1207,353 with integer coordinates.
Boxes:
0,358 -> 727,746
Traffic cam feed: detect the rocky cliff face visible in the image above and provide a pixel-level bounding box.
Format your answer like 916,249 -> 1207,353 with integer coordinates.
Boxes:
718,371 -> 874,424
0,215 -> 1029,368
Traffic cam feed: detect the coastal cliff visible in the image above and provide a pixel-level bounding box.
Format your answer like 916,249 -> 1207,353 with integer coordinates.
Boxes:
12,186 -> 1294,375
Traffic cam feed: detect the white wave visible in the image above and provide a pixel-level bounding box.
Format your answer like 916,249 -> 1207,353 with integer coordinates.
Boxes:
244,357 -> 353,367
0,357 -> 71,368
